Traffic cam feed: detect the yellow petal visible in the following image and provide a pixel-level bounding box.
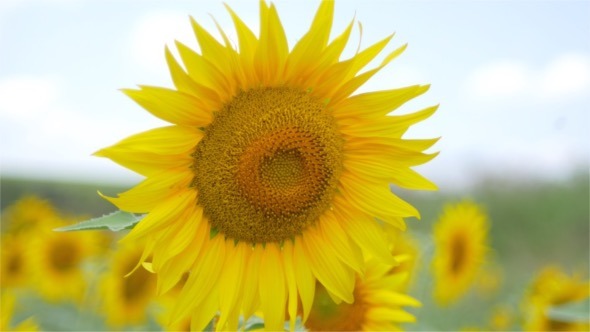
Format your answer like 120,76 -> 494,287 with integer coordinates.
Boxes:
319,211 -> 364,274
190,286 -> 219,331
255,3 -> 288,84
122,190 -> 196,242
121,86 -> 212,126
365,308 -> 416,323
364,290 -> 421,307
224,3 -> 258,84
292,238 -> 316,322
340,171 -> 419,220
175,41 -> 231,98
258,243 -> 286,331
173,236 -> 225,323
334,85 -> 430,119
300,227 -> 355,303
329,44 -> 407,104
335,199 -> 396,265
102,125 -> 202,156
158,214 -> 208,294
94,147 -> 191,177
99,167 -> 192,213
216,241 -> 248,330
241,244 -> 262,320
282,241 -> 299,332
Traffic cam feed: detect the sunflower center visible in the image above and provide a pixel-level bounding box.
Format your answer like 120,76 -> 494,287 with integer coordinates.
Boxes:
450,234 -> 466,274
49,240 -> 80,272
305,280 -> 367,331
192,87 -> 343,243
123,255 -> 154,303
7,252 -> 22,275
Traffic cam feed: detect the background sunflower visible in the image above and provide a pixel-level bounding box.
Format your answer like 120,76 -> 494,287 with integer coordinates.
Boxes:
432,201 -> 489,305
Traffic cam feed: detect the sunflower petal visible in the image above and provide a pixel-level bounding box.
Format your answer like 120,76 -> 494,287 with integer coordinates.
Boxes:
122,86 -> 212,126
293,238 -> 316,322
100,167 -> 192,213
122,190 -> 196,242
216,241 -> 248,330
282,241 -> 299,332
173,236 -> 225,323
301,227 -> 355,303
258,243 -> 287,331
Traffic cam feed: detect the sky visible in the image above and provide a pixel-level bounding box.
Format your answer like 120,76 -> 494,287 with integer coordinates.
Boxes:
1,0 -> 589,190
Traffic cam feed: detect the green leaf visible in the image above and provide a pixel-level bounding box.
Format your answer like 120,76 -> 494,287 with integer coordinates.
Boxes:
54,211 -> 142,232
244,323 -> 265,331
547,298 -> 590,323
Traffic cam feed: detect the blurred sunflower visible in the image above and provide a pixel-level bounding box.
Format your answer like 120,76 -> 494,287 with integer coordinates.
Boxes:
522,266 -> 589,331
0,292 -> 38,331
28,218 -> 98,302
305,256 -> 420,331
1,195 -> 58,234
96,1 -> 437,329
432,201 -> 488,305
386,226 -> 420,290
1,234 -> 30,289
100,242 -> 157,328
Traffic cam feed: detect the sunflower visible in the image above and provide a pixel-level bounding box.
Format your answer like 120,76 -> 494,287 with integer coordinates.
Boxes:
386,226 -> 420,290
100,242 -> 157,328
28,218 -> 98,302
432,201 -> 488,305
304,256 -> 420,331
522,266 -> 589,331
96,2 -> 437,329
1,233 -> 30,289
1,195 -> 58,235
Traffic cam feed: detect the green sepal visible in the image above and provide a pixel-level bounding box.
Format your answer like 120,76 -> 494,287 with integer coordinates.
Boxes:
210,227 -> 219,239
54,211 -> 142,232
547,298 -> 590,323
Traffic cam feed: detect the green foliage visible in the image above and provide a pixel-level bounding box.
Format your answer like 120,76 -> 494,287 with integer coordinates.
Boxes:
547,299 -> 590,323
54,211 -> 141,232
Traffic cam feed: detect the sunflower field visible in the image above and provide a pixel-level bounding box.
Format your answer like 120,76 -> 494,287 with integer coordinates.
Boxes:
1,1 -> 589,331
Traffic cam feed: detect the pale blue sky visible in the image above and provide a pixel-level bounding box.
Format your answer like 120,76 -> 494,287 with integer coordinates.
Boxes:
1,0 -> 589,190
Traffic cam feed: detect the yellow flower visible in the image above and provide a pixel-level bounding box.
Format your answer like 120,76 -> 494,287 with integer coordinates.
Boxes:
305,257 -> 420,331
490,305 -> 513,331
522,266 -> 589,331
1,195 -> 59,235
1,233 -> 30,289
28,218 -> 98,302
1,292 -> 38,331
386,227 -> 420,290
96,2 -> 437,329
100,242 -> 157,328
432,201 -> 489,305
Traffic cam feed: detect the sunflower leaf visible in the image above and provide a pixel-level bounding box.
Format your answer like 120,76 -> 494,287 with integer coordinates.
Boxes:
546,298 -> 590,323
54,211 -> 142,232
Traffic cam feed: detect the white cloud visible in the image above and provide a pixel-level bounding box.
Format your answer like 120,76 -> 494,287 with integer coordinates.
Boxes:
540,53 -> 590,99
466,53 -> 590,101
465,60 -> 529,99
0,76 -> 125,173
128,11 -> 199,74
0,76 -> 59,117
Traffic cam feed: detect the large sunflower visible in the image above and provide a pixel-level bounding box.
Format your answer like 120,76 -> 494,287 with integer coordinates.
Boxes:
432,201 -> 488,305
305,256 -> 420,331
96,2 -> 437,329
